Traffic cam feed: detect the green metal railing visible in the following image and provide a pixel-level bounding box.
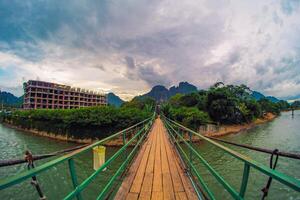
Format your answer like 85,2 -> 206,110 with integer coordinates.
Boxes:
0,113 -> 156,199
162,116 -> 300,200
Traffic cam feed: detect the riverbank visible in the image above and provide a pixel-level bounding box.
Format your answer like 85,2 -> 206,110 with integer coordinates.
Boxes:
2,122 -> 94,144
204,113 -> 277,137
2,112 -> 277,145
2,122 -> 137,146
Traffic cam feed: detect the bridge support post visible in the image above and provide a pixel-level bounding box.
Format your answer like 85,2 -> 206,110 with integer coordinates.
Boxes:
239,163 -> 250,198
68,158 -> 83,200
188,132 -> 193,173
122,131 -> 127,161
122,131 -> 126,145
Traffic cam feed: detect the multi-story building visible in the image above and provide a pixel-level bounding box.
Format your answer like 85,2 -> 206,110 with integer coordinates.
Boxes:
23,80 -> 107,109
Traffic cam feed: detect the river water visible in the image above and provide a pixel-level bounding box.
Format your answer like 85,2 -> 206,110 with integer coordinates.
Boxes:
0,111 -> 299,199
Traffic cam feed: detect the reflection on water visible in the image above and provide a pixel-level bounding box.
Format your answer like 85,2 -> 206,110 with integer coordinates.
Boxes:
192,110 -> 300,199
0,125 -> 124,200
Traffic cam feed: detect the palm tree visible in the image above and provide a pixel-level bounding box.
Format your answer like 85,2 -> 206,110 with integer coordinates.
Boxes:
213,82 -> 224,88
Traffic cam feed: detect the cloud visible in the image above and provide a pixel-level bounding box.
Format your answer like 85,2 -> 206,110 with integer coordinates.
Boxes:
0,0 -> 300,100
137,63 -> 171,86
281,0 -> 300,15
93,64 -> 106,71
125,56 -> 136,69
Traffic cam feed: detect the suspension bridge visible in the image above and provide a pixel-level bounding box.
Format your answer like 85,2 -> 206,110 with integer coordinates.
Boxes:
0,114 -> 300,199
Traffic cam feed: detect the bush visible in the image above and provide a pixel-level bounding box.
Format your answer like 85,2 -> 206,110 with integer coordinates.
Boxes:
5,104 -> 153,139
258,98 -> 280,115
162,83 -> 288,127
169,107 -> 210,130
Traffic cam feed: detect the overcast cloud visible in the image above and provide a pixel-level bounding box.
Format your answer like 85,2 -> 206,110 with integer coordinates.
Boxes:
0,0 -> 300,100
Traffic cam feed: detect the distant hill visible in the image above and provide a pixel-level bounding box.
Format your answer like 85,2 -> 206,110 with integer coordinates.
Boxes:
0,91 -> 23,107
265,96 -> 280,103
251,91 -> 265,100
141,82 -> 198,102
142,85 -> 170,102
251,91 -> 280,103
286,94 -> 300,102
169,82 -> 198,96
107,92 -> 125,107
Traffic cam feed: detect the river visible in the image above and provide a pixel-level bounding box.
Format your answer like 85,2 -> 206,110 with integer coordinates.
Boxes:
194,110 -> 300,199
0,111 -> 299,199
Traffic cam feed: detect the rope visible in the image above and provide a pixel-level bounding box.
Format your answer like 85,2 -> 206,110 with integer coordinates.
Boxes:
261,149 -> 279,199
25,150 -> 46,200
207,136 -> 300,160
0,144 -> 88,167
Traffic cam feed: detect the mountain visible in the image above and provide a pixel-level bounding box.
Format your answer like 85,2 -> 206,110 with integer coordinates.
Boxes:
141,82 -> 198,102
251,91 -> 265,100
266,96 -> 280,103
251,91 -> 280,103
142,85 -> 170,102
107,92 -> 125,107
0,91 -> 23,107
169,82 -> 198,96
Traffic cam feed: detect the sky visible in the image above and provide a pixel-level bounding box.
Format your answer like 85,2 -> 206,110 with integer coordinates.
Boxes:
0,0 -> 300,100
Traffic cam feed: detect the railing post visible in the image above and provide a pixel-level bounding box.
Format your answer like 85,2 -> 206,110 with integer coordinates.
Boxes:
122,131 -> 127,160
188,131 -> 193,173
239,163 -> 250,198
122,131 -> 126,145
68,158 -> 82,200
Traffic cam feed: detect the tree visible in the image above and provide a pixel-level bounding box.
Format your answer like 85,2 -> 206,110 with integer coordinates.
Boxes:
162,83 -> 283,127
291,101 -> 300,109
213,82 -> 224,88
5,104 -> 153,139
178,93 -> 199,107
169,107 -> 210,130
168,94 -> 184,108
258,98 -> 280,115
276,100 -> 290,110
206,87 -> 244,124
197,90 -> 208,111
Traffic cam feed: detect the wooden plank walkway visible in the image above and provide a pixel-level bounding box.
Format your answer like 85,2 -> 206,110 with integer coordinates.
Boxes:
115,117 -> 198,200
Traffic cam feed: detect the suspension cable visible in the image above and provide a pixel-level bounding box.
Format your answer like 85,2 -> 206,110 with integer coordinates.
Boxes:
0,144 -> 88,167
25,150 -> 47,200
261,149 -> 279,199
206,136 -> 300,160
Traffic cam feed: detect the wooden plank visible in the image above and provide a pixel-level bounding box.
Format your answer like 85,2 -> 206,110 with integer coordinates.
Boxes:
130,132 -> 153,193
173,148 -> 198,200
163,127 -> 185,192
175,192 -> 188,200
138,191 -> 151,200
115,138 -> 150,199
145,126 -> 157,173
152,124 -> 162,192
126,193 -> 139,200
162,173 -> 175,200
116,118 -> 198,200
139,129 -> 157,198
151,191 -> 163,200
160,122 -> 175,199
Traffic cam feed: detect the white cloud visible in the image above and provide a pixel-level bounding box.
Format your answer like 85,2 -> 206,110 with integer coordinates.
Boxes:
0,0 -> 300,100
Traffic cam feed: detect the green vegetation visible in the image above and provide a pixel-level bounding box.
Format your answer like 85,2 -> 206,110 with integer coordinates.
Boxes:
0,91 -> 23,108
2,97 -> 155,140
291,100 -> 300,109
162,83 -> 290,130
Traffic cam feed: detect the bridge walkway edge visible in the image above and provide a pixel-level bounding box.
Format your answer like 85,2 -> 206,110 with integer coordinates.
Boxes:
115,117 -> 198,200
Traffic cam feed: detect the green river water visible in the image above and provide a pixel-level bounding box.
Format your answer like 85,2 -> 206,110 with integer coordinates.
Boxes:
0,111 -> 299,199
